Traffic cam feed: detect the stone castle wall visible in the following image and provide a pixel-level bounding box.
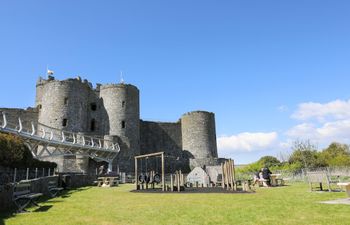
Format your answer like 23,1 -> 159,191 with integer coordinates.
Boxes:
2,76 -> 220,174
0,107 -> 38,129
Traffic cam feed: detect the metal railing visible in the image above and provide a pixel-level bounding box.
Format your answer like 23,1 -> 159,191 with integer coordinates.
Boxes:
0,111 -> 120,162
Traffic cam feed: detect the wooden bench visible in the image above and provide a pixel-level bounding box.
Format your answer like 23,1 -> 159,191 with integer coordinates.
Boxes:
13,182 -> 43,213
306,171 -> 339,192
95,177 -> 119,187
337,182 -> 350,197
48,180 -> 64,197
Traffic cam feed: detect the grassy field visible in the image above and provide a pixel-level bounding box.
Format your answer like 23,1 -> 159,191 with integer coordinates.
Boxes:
1,183 -> 350,225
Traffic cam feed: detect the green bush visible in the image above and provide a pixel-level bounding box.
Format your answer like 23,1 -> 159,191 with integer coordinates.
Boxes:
0,133 -> 56,168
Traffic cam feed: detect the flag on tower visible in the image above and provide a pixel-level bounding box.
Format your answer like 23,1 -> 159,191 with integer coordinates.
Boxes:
47,69 -> 54,75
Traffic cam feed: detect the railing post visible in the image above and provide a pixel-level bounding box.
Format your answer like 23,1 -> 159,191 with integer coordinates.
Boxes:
1,112 -> 7,128
31,122 -> 36,136
61,131 -> 66,142
91,137 -> 94,147
82,136 -> 86,146
13,168 -> 17,183
18,117 -> 23,133
42,168 -> 45,177
26,168 -> 29,180
41,128 -> 46,138
49,131 -> 53,140
35,168 -> 38,178
48,168 -> 51,177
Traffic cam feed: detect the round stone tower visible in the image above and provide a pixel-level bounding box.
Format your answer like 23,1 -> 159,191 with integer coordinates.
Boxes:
37,77 -> 92,173
99,83 -> 140,172
38,78 -> 91,132
181,111 -> 218,169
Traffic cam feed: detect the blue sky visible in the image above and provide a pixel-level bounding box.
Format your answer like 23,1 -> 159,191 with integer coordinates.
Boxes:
1,1 -> 350,163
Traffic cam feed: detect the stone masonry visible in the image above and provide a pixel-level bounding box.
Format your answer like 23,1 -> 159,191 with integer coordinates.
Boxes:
1,76 -> 220,173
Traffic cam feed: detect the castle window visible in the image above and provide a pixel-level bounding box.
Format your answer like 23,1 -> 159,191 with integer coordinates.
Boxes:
64,97 -> 68,105
62,119 -> 68,127
122,101 -> 125,108
38,104 -> 42,110
121,121 -> 125,129
90,103 -> 97,111
90,119 -> 96,131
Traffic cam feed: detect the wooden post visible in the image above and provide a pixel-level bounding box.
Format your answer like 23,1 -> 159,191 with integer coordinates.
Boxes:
177,171 -> 180,192
227,161 -> 230,190
135,157 -> 138,190
170,174 -> 174,192
225,162 -> 229,190
232,160 -> 237,191
221,163 -> 225,189
179,170 -> 183,186
161,153 -> 165,192
229,160 -> 234,190
226,162 -> 230,190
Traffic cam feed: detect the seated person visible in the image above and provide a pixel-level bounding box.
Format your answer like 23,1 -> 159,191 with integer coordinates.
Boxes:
261,167 -> 272,187
253,171 -> 260,186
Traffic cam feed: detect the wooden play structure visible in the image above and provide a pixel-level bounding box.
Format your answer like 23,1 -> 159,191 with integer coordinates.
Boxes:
135,152 -> 165,191
169,170 -> 185,192
134,155 -> 251,193
221,159 -> 237,191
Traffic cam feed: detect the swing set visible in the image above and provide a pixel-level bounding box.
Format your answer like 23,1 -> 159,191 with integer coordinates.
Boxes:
134,152 -> 165,191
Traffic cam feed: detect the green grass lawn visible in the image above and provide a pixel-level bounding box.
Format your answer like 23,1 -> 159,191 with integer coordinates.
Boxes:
1,183 -> 350,225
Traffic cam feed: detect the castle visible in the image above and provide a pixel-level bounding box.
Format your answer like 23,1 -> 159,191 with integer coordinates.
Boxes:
1,75 -> 220,173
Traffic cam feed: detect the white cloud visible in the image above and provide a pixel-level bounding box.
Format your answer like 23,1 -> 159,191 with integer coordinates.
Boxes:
217,132 -> 278,153
292,99 -> 350,121
286,119 -> 350,145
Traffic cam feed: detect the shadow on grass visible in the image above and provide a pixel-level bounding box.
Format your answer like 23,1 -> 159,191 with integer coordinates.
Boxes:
0,186 -> 92,223
59,186 -> 91,198
33,205 -> 53,212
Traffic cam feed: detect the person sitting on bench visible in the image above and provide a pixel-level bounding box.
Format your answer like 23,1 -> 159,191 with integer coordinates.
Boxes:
261,167 -> 272,187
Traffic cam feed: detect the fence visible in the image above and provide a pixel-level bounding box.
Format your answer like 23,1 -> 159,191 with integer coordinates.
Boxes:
0,166 -> 57,185
236,166 -> 350,183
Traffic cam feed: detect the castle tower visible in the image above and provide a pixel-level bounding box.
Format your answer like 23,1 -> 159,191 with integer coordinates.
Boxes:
38,78 -> 91,132
181,111 -> 218,169
99,83 -> 140,172
37,77 -> 92,172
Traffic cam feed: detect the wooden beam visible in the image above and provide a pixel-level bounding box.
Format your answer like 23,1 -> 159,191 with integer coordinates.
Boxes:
135,157 -> 138,190
135,151 -> 164,159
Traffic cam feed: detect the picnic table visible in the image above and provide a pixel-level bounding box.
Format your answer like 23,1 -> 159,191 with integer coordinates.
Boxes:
337,182 -> 350,197
96,177 -> 119,187
270,174 -> 282,186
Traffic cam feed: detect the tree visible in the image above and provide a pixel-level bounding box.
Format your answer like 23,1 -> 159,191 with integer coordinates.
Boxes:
258,156 -> 281,168
288,140 -> 325,169
319,142 -> 350,167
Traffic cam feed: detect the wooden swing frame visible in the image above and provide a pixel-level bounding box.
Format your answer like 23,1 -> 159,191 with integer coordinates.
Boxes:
135,151 -> 165,191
